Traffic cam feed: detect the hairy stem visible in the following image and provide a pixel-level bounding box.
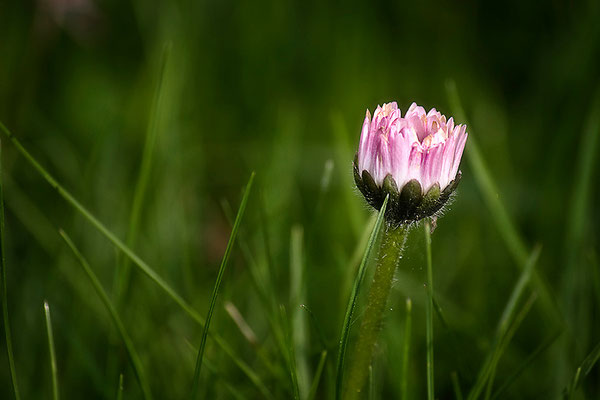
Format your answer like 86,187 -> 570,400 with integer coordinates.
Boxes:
344,223 -> 409,400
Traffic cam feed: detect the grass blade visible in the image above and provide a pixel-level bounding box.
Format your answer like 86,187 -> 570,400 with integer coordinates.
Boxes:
224,301 -> 258,346
190,172 -> 254,398
468,247 -> 541,400
59,230 -> 153,400
220,198 -> 290,386
116,373 -> 123,400
290,225 -> 310,398
563,88 -> 600,275
0,122 -> 271,397
560,88 -> 600,388
44,301 -> 60,400
335,195 -> 389,400
307,350 -> 328,400
451,371 -> 464,400
300,304 -> 328,350
445,80 -> 559,321
483,293 -> 537,400
368,365 -> 374,400
491,330 -> 561,400
115,42 -> 171,305
424,220 -> 435,400
183,339 -> 251,400
563,340 -> 600,399
0,141 -> 21,400
401,298 -> 412,400
280,305 -> 301,400
496,246 -> 542,338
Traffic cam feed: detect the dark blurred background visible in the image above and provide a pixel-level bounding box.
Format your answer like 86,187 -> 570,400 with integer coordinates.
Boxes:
1,0 -> 599,398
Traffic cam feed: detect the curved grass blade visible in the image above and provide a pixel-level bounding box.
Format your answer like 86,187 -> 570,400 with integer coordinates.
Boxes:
115,42 -> 171,306
335,195 -> 389,400
44,301 -> 60,400
467,246 -> 541,400
59,230 -> 153,400
221,197 -> 291,385
190,172 -> 254,398
560,88 -> 600,389
300,304 -> 328,350
424,220 -> 435,400
490,330 -> 560,400
451,371 -> 464,400
0,122 -> 271,397
183,339 -> 251,400
0,141 -> 21,400
482,293 -> 537,400
445,81 -> 558,322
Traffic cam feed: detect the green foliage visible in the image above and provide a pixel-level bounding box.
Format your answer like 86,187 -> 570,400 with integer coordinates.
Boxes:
1,1 -> 600,398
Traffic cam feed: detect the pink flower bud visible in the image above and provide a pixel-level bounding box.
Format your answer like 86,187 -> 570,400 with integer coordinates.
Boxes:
354,102 -> 467,225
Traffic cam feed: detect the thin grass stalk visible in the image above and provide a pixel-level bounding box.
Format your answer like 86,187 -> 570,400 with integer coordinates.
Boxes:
560,88 -> 600,389
424,219 -> 435,400
368,365 -> 374,400
44,301 -> 60,400
300,304 -> 328,350
307,351 -> 328,400
451,371 -> 464,400
563,340 -> 600,399
0,141 -> 21,400
183,340 -> 251,400
114,42 -> 171,306
191,172 -> 254,398
335,196 -> 389,400
290,225 -> 310,398
483,293 -> 538,400
59,230 -> 153,400
116,374 -> 123,400
280,305 -> 301,400
220,198 -> 288,384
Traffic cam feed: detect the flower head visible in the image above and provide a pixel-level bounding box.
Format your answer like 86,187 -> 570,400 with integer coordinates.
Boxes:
354,102 -> 468,225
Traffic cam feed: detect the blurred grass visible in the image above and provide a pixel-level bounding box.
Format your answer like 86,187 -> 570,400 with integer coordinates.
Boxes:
60,229 -> 152,400
1,140 -> 21,399
1,0 -> 600,399
43,301 -> 60,400
191,171 -> 254,398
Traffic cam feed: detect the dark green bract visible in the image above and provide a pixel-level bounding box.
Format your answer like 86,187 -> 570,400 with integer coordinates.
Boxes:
353,155 -> 461,226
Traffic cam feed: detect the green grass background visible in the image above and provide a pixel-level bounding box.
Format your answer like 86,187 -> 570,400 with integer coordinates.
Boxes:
1,0 -> 599,398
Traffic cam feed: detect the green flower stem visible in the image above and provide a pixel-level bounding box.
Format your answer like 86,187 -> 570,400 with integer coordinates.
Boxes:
424,219 -> 434,400
344,222 -> 409,400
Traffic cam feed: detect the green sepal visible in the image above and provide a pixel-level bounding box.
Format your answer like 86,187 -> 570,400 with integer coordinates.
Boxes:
361,169 -> 384,210
397,179 -> 422,220
439,171 -> 462,203
417,183 -> 441,218
382,174 -> 400,203
382,174 -> 401,222
353,161 -> 366,196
